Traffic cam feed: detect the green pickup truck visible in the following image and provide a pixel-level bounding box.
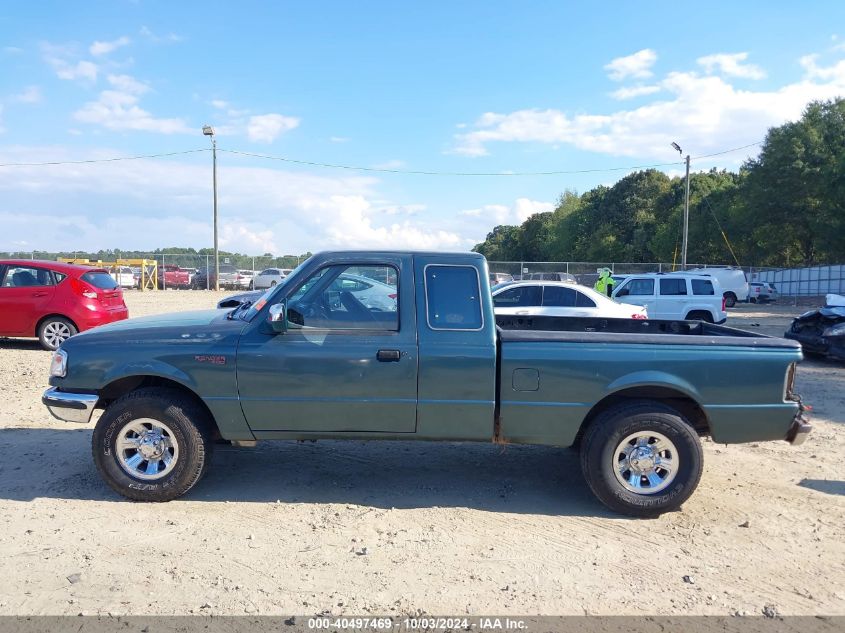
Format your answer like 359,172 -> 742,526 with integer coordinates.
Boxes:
43,251 -> 811,516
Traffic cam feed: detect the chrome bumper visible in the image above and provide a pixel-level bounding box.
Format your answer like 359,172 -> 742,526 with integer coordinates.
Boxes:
42,388 -> 99,424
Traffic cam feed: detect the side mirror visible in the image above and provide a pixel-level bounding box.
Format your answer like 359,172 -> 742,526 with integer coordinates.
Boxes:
268,302 -> 287,334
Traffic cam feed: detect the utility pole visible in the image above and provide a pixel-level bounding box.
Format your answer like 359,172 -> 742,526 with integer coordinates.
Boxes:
203,125 -> 219,290
672,142 -> 691,269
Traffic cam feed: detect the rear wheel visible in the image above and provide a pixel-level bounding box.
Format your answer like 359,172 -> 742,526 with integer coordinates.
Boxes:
580,401 -> 703,517
92,387 -> 213,501
724,292 -> 737,308
38,317 -> 77,350
685,311 -> 713,323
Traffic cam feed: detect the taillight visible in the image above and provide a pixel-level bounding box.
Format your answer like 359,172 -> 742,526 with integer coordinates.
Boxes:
71,277 -> 98,299
388,293 -> 397,300
632,313 -> 647,320
722,296 -> 727,311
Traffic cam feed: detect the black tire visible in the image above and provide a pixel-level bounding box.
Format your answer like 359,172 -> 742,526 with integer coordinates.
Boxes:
270,280 -> 277,286
92,387 -> 213,502
685,311 -> 713,323
580,400 -> 703,517
749,297 -> 757,304
724,292 -> 737,308
37,316 -> 77,350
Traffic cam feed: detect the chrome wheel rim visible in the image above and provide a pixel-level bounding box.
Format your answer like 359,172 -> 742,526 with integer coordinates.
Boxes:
612,431 -> 678,495
116,418 -> 180,480
43,321 -> 71,348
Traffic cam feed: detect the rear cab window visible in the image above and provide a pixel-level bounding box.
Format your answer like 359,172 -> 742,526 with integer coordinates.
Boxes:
424,265 -> 482,330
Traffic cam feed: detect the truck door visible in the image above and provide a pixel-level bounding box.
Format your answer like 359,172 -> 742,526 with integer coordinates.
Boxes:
236,256 -> 418,433
413,255 -> 497,441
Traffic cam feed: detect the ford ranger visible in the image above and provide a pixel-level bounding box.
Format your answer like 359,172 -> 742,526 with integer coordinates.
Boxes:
42,251 -> 811,516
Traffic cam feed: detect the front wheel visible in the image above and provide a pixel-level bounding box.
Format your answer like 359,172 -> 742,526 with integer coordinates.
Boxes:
92,387 -> 213,501
580,401 -> 703,517
38,317 -> 77,350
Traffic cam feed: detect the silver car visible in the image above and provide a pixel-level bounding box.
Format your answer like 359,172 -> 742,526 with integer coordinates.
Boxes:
253,268 -> 287,290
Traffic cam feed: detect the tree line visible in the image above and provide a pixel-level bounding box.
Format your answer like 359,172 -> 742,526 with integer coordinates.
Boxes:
473,99 -> 845,268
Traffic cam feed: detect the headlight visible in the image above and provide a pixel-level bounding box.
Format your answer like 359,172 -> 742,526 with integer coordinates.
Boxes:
50,349 -> 67,378
822,322 -> 845,338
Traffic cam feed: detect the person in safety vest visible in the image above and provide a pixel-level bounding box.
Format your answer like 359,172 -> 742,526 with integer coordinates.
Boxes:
594,268 -> 615,297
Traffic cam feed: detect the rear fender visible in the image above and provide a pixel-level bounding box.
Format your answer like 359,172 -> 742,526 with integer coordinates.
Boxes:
606,371 -> 701,402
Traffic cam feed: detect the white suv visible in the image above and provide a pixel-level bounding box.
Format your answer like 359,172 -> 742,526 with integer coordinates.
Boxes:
612,274 -> 727,323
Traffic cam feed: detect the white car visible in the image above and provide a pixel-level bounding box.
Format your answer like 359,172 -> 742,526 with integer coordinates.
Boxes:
493,281 -> 648,319
612,273 -> 727,323
110,266 -> 136,289
237,269 -> 255,289
329,273 -> 397,311
253,268 -> 287,290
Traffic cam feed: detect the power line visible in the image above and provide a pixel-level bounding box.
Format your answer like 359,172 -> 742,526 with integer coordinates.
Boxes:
0,140 -> 764,174
217,148 -> 684,176
692,141 -> 762,160
0,148 -> 209,167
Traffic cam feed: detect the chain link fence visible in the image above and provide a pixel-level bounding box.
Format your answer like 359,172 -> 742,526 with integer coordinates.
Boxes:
488,261 -> 708,288
0,251 -> 307,291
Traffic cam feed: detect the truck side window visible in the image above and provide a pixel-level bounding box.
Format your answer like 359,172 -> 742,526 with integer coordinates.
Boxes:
691,279 -> 715,295
659,278 -> 688,296
286,264 -> 398,330
494,285 -> 541,307
425,265 -> 482,330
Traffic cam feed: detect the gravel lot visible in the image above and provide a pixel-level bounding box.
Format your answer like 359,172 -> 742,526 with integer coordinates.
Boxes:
0,291 -> 843,616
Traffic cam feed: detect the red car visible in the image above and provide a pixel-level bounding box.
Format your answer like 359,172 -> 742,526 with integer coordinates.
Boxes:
0,260 -> 129,350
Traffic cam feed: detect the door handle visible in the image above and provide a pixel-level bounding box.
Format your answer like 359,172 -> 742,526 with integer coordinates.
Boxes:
376,349 -> 401,362
32,292 -> 48,297
516,310 -> 529,315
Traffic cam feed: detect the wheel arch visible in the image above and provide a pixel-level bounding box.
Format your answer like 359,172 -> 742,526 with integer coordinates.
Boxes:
34,313 -> 78,337
97,375 -> 223,440
574,385 -> 711,448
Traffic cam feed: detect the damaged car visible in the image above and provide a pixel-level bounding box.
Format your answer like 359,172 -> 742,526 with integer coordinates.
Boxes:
785,294 -> 845,361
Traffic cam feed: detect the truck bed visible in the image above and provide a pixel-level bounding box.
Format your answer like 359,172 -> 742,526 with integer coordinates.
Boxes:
496,315 -> 799,349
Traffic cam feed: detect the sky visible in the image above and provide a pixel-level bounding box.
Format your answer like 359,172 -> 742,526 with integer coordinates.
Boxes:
1,1 -> 845,256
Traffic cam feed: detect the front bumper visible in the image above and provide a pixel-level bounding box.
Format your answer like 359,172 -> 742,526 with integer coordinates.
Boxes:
42,387 -> 99,424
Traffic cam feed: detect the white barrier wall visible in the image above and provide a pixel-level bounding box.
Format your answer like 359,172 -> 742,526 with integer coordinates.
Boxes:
752,264 -> 845,296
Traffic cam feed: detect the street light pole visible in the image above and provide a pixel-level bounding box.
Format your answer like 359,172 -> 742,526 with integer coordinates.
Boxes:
671,142 -> 691,269
203,125 -> 219,291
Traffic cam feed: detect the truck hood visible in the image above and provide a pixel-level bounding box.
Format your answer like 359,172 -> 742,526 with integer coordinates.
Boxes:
67,309 -> 245,346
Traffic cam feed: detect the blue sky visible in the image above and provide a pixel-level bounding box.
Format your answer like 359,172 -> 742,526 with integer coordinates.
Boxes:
2,1 -> 845,255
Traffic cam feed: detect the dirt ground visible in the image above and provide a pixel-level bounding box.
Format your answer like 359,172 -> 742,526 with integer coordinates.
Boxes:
0,291 -> 843,617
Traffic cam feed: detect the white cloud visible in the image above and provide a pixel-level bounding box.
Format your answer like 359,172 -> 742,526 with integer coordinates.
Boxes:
330,136 -> 350,143
453,54 -> 845,159
697,52 -> 766,79
460,198 -> 553,227
211,99 -> 229,110
106,74 -> 148,94
246,113 -> 300,143
139,26 -> 183,43
0,147 -> 468,254
610,84 -> 661,100
4,46 -> 24,54
55,59 -> 99,82
604,49 -> 657,81
90,36 -> 130,56
74,76 -> 191,134
11,86 -> 42,103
